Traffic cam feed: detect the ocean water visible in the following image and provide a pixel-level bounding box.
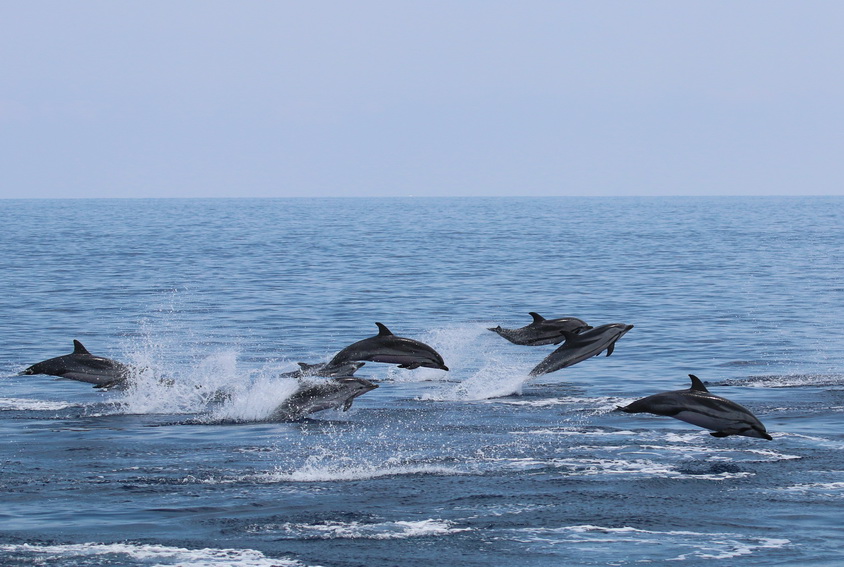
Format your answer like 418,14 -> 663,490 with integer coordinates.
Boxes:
0,196 -> 842,566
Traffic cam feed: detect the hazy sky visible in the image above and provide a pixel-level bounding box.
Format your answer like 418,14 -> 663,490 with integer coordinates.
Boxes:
2,1 -> 843,198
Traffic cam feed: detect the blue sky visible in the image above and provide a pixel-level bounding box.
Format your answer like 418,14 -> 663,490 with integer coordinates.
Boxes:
2,1 -> 843,198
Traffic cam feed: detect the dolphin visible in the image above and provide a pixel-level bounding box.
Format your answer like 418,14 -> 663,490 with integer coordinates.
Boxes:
489,312 -> 591,346
327,322 -> 449,371
280,360 -> 366,379
528,323 -> 634,376
616,374 -> 773,440
268,377 -> 379,421
20,340 -> 133,388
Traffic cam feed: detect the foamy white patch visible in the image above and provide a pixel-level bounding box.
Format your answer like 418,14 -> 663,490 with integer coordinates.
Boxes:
0,397 -> 81,411
114,350 -> 244,415
778,432 -> 844,449
500,396 -> 628,413
252,518 -> 470,540
422,359 -> 530,401
737,373 -> 844,388
512,525 -> 790,561
743,448 -> 802,461
266,461 -> 466,483
421,323 -> 489,373
208,374 -> 300,422
777,481 -> 844,496
511,427 -> 638,437
0,542 -> 304,567
490,456 -> 753,480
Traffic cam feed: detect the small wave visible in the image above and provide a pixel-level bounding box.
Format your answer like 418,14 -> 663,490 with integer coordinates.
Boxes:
0,542 -> 305,567
0,397 -> 82,411
248,518 -> 470,540
500,396 -> 628,414
511,525 -> 790,561
265,462 -> 467,483
489,455 -> 753,480
776,481 -> 844,497
711,373 -> 844,388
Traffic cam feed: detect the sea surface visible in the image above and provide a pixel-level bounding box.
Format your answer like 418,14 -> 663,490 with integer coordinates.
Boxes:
0,196 -> 842,566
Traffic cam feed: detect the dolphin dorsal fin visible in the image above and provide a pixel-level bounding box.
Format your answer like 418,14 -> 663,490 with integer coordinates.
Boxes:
297,362 -> 313,370
560,330 -> 579,343
529,312 -> 545,324
72,340 -> 91,355
688,374 -> 709,392
375,322 -> 393,336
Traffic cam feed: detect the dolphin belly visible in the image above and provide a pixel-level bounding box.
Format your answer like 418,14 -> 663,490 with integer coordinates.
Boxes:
671,410 -> 736,432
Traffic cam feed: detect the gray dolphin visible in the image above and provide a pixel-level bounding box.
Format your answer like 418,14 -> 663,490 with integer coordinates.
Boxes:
21,340 -> 133,388
268,377 -> 379,421
280,360 -> 366,379
327,323 -> 449,371
489,312 -> 591,346
616,374 -> 773,440
528,323 -> 634,376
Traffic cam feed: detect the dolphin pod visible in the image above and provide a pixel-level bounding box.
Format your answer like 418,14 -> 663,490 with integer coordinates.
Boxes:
19,315 -> 774,437
616,374 -> 772,440
489,312 -> 592,346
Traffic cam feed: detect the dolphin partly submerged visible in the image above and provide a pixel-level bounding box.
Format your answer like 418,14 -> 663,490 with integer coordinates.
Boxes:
268,377 -> 379,421
21,340 -> 133,388
616,374 -> 773,440
280,360 -> 366,379
529,323 -> 634,376
489,312 -> 591,346
327,323 -> 448,371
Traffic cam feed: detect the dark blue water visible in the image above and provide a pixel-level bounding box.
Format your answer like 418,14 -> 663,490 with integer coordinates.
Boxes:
1,197 -> 842,566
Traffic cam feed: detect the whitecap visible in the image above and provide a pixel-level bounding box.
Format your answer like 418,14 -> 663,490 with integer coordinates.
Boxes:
511,524 -> 790,561
250,518 -> 470,539
0,542 -> 305,567
0,397 -> 81,411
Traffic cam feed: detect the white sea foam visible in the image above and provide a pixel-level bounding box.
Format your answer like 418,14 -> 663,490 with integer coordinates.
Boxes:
384,324 -> 487,383
112,339 -> 307,422
251,518 -> 470,539
421,359 -> 531,401
776,481 -> 844,496
510,427 -> 638,437
512,525 -> 790,561
500,396 -> 628,414
265,461 -> 466,483
0,397 -> 81,411
489,456 -> 753,480
0,542 -> 305,567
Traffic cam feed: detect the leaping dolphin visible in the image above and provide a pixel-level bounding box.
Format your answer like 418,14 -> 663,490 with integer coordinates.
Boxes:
20,340 -> 133,388
327,323 -> 449,371
280,360 -> 366,379
268,377 -> 379,421
616,374 -> 773,440
489,312 -> 591,346
528,323 -> 634,376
